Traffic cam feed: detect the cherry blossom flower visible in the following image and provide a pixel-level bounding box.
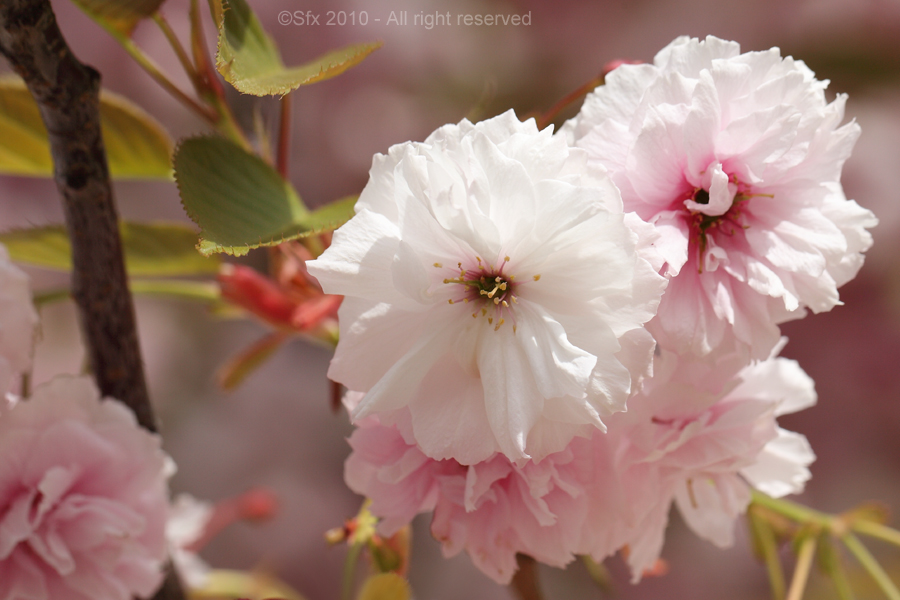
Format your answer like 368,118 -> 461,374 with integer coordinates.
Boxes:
602,346 -> 816,579
0,376 -> 170,600
308,110 -> 667,464
564,35 -> 877,358
0,244 -> 38,390
343,394 -> 620,584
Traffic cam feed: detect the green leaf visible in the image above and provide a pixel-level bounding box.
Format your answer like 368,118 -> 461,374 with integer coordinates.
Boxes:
70,0 -> 167,36
34,281 -> 221,308
0,222 -> 219,276
215,0 -> 381,95
175,136 -> 357,256
0,77 -> 173,179
356,573 -> 410,600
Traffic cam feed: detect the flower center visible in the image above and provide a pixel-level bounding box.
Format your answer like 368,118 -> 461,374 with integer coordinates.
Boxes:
437,256 -> 526,331
693,188 -> 710,205
684,177 -> 772,266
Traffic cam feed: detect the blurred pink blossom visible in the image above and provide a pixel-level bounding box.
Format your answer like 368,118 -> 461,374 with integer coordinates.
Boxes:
0,376 -> 170,600
605,346 -> 817,578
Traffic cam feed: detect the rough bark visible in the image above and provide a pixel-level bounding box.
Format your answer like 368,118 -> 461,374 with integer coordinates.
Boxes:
0,0 -> 155,430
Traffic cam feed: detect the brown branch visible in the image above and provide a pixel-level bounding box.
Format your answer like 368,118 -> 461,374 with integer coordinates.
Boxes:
0,0 -> 154,428
0,2 -> 184,600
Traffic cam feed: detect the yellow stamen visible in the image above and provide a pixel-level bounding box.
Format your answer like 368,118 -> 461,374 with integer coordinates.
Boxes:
533,274 -> 541,281
686,479 -> 698,509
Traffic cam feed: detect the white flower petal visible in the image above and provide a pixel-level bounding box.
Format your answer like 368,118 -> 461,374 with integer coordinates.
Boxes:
313,111 -> 665,462
674,475 -> 750,548
741,428 -> 815,497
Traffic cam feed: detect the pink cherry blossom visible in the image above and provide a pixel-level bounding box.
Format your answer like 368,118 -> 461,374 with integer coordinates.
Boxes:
309,110 -> 667,464
0,244 -> 38,391
343,394 -> 621,584
565,35 -> 877,358
0,376 -> 170,600
603,347 -> 816,579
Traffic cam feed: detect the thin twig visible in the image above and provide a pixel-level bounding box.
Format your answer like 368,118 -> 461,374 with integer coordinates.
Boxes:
511,554 -> 544,600
535,74 -> 604,130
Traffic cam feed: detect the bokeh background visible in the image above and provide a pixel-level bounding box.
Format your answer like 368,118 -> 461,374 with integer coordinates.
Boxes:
2,0 -> 900,598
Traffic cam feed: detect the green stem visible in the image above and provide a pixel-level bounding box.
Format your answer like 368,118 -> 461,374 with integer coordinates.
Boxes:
188,0 -> 253,150
341,542 -> 365,600
751,490 -> 831,524
579,555 -> 612,593
749,507 -> 787,600
853,519 -> 900,548
97,19 -> 215,123
828,545 -> 856,600
842,533 -> 900,600
276,91 -> 292,178
786,535 -> 817,600
152,11 -> 201,91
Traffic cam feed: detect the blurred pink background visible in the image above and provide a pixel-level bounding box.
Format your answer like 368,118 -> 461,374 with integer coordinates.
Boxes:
3,0 -> 900,598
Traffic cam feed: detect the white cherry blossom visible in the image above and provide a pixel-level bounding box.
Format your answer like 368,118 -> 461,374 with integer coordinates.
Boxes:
309,110 -> 667,463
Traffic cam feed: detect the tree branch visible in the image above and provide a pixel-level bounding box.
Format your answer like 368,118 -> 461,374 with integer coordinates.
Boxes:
0,0 -> 155,429
0,2 -> 185,599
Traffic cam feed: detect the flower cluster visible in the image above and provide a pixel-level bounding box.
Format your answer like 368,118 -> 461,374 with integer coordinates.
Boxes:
0,377 -> 170,600
314,35 -> 876,585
